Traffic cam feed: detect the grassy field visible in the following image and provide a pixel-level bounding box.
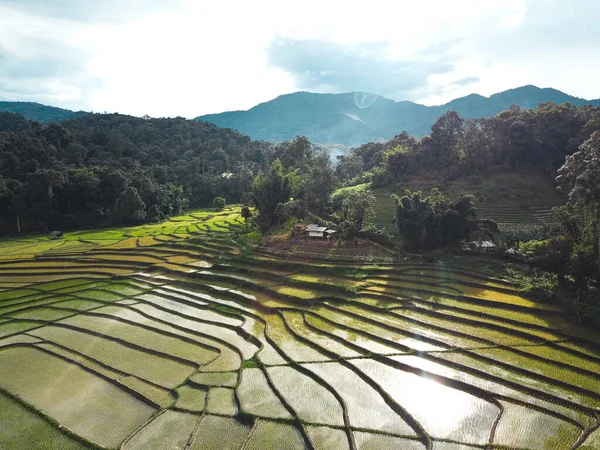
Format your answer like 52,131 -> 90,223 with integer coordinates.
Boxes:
0,205 -> 599,449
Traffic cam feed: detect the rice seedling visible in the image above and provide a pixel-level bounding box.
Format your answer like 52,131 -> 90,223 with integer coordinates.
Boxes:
267,365 -> 345,426
493,401 -> 581,450
59,312 -> 219,365
0,391 -> 89,450
8,307 -> 76,322
301,361 -> 416,436
206,387 -> 237,415
28,325 -> 197,388
264,314 -> 330,362
306,426 -> 351,450
1,206 -> 599,449
189,415 -> 251,450
354,432 -> 425,450
0,334 -> 42,348
190,371 -> 238,387
350,358 -> 499,444
244,420 -> 305,450
0,320 -> 43,338
122,410 -> 199,450
118,375 -> 174,407
0,347 -> 155,449
237,368 -> 292,420
175,385 -> 207,412
282,310 -> 363,358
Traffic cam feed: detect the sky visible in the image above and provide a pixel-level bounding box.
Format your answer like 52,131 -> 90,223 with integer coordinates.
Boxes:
1,0 -> 599,118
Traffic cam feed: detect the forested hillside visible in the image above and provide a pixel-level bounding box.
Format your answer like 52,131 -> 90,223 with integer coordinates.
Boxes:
0,112 -> 271,234
197,86 -> 600,146
0,101 -> 88,123
337,102 -> 600,189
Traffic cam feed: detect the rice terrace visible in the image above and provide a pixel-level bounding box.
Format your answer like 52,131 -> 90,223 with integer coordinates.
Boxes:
0,206 -> 597,450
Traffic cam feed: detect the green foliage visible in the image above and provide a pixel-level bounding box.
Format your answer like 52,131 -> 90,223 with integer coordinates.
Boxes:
251,159 -> 292,230
517,236 -> 573,278
241,354 -> 262,369
213,197 -> 226,212
303,152 -> 337,212
358,226 -> 395,248
0,112 -> 268,234
393,188 -> 497,250
115,186 -> 146,225
332,189 -> 377,237
343,102 -> 599,192
241,205 -> 252,227
280,136 -> 312,170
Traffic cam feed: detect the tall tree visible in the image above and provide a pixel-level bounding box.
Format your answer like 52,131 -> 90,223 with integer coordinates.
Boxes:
115,186 -> 146,224
336,189 -> 376,235
557,131 -> 600,267
252,159 -> 292,230
280,136 -> 312,170
393,189 -> 497,250
429,111 -> 463,164
304,153 -> 336,212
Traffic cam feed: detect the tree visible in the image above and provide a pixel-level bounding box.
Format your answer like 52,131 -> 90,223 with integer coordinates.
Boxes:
429,111 -> 463,164
115,186 -> 146,224
280,136 -> 312,170
557,131 -> 600,268
303,153 -> 336,212
252,159 -> 292,230
213,196 -> 226,212
241,205 -> 252,227
335,189 -> 376,235
393,189 -> 497,250
392,190 -> 432,249
336,155 -> 364,181
517,236 -> 573,283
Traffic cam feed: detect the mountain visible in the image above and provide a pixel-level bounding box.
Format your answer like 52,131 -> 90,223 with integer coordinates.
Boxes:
196,86 -> 600,147
0,101 -> 88,123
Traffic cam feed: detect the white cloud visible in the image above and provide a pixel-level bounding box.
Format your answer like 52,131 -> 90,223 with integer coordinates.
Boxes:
0,0 -> 599,116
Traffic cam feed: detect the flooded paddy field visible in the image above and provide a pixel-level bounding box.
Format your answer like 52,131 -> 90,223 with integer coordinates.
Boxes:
1,207 -> 599,449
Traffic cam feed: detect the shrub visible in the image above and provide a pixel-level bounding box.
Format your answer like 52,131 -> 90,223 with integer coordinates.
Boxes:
213,197 -> 226,212
517,235 -> 573,279
358,226 -> 396,248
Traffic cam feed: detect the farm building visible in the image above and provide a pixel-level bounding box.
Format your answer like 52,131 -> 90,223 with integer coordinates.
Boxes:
304,223 -> 337,239
460,238 -> 496,250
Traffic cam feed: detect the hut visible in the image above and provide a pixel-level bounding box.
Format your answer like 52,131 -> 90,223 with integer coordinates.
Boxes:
304,224 -> 336,239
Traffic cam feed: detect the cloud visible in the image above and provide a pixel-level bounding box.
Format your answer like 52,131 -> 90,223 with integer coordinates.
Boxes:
453,77 -> 480,87
0,0 -> 179,22
0,0 -> 599,116
0,5 -> 105,108
266,38 -> 455,99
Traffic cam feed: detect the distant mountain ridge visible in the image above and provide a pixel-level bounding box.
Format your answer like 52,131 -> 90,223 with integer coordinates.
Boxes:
0,101 -> 88,123
196,85 -> 600,147
2,86 -> 599,147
